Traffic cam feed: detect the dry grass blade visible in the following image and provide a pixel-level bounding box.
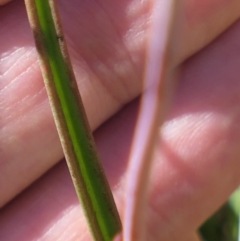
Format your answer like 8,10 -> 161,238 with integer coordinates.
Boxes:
123,1 -> 181,241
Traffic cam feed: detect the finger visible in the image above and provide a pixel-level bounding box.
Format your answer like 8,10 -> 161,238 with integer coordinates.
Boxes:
0,100 -> 138,241
177,0 -> 240,63
1,16 -> 240,239
145,19 -> 240,240
0,102 -> 204,241
1,0 -> 240,208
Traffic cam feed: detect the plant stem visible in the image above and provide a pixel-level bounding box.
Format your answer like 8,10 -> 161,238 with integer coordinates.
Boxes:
24,1 -> 121,240
123,1 -> 180,240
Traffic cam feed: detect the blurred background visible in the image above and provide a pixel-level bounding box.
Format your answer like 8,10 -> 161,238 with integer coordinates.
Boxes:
200,188 -> 240,241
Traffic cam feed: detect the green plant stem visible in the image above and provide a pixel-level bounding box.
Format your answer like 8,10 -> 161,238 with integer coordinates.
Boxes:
24,1 -> 121,240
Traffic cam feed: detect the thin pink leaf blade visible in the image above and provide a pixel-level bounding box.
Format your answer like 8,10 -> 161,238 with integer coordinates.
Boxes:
123,1 -> 181,241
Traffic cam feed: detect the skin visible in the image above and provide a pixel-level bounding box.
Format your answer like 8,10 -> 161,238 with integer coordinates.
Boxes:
0,0 -> 240,240
0,0 -> 11,5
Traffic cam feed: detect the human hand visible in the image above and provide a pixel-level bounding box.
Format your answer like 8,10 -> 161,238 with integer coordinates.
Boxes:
0,0 -> 240,240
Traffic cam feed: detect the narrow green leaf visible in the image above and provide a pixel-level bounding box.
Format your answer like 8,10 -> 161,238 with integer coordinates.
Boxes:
24,1 -> 122,240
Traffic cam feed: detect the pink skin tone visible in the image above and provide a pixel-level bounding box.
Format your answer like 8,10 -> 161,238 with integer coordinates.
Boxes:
0,0 -> 11,5
0,0 -> 240,241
